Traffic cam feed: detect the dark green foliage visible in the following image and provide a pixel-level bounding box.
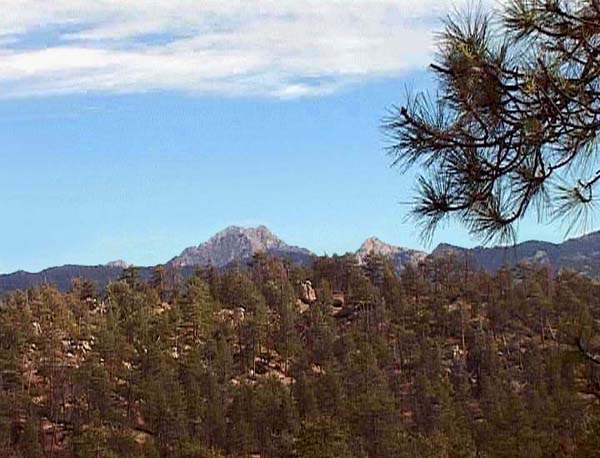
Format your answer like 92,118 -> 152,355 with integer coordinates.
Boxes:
0,254 -> 599,457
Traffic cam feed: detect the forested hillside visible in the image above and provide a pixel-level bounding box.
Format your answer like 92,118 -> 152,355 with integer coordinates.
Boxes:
1,252 -> 599,457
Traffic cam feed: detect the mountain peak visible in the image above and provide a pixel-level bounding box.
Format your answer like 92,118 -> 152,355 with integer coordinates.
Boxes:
169,225 -> 313,268
431,243 -> 464,257
213,225 -> 273,237
358,237 -> 398,255
356,236 -> 426,271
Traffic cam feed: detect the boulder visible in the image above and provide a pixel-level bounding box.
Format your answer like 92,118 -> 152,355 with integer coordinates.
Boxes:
299,280 -> 317,304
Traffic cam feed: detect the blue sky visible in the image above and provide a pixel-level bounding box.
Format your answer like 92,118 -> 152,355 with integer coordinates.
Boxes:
0,0 -> 574,273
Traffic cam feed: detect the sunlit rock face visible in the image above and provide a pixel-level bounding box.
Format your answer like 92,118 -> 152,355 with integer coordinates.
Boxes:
356,236 -> 427,272
105,260 -> 130,269
169,225 -> 313,269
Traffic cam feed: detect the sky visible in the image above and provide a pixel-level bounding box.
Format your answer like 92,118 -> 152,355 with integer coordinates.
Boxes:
0,0 -> 576,273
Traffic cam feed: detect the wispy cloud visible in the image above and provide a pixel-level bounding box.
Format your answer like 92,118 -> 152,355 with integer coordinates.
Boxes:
0,0 -> 493,98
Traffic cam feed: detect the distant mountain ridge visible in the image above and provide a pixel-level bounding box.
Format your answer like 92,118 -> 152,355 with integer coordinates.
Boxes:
0,264 -> 126,293
431,231 -> 600,277
3,225 -> 600,292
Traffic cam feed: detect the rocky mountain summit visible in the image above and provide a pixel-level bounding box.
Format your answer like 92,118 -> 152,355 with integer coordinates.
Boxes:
168,225 -> 314,268
4,226 -> 600,293
356,237 -> 427,271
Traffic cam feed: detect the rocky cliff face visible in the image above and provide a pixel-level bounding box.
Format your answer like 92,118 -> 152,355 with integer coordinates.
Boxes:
356,237 -> 427,271
168,225 -> 314,268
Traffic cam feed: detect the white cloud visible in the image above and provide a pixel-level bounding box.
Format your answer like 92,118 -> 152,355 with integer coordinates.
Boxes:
0,0 -> 496,98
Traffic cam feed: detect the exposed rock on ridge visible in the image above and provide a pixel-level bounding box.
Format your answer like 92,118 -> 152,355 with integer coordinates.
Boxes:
106,260 -> 131,269
356,236 -> 427,271
169,225 -> 313,268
